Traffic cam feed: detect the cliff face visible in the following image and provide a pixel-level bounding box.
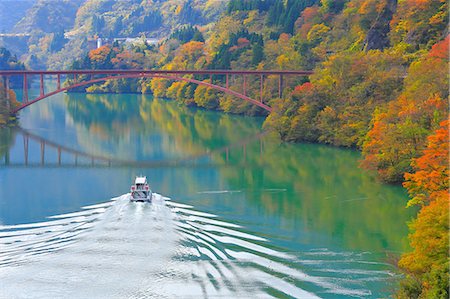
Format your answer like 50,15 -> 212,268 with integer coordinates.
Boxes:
363,0 -> 397,51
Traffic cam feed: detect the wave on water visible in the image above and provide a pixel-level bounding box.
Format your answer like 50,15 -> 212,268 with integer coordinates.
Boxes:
0,194 -> 396,298
197,190 -> 243,194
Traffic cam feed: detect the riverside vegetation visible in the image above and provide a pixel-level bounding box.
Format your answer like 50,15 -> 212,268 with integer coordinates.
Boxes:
0,48 -> 22,125
0,0 -> 448,297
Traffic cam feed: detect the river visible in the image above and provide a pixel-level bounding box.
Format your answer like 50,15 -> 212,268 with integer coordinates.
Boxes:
0,88 -> 414,298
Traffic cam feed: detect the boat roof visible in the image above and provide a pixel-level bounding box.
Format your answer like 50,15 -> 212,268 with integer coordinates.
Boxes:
135,176 -> 147,184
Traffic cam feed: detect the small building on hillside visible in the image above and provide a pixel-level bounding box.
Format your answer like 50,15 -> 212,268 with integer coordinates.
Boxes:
87,37 -> 160,50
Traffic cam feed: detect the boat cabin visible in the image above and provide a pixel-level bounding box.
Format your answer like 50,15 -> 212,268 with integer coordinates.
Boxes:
130,176 -> 152,202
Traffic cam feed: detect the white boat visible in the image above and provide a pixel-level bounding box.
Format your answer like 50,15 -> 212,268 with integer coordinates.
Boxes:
130,176 -> 152,202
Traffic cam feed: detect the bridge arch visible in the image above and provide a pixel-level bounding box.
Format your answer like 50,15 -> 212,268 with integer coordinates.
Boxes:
13,73 -> 272,113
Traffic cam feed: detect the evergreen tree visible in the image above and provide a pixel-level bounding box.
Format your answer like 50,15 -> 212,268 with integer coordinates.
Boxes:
50,30 -> 68,52
252,42 -> 264,66
192,30 -> 204,42
92,15 -> 105,34
112,17 -> 123,37
267,1 -> 283,25
170,26 -> 204,43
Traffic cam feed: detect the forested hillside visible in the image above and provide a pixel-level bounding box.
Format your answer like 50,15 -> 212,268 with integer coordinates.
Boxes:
0,0 -> 225,69
0,0 -> 35,32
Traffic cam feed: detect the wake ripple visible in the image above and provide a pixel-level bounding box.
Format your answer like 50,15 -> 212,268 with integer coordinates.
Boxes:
0,194 -> 395,298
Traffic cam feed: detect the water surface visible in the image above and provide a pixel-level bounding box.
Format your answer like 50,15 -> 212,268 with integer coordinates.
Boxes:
0,90 -> 414,298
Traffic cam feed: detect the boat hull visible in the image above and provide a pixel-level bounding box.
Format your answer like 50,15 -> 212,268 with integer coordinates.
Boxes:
130,191 -> 152,202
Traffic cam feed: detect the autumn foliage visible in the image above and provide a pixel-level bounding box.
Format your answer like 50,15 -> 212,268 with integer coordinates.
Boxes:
0,82 -> 20,125
404,119 -> 449,207
362,36 -> 449,182
88,46 -> 111,63
398,119 -> 449,298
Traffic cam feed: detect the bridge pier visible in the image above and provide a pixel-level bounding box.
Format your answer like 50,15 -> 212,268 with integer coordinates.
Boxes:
57,74 -> 61,90
40,74 -> 45,97
3,77 -> 9,99
3,77 -> 11,111
260,75 -> 264,103
23,74 -> 28,103
279,75 -> 283,98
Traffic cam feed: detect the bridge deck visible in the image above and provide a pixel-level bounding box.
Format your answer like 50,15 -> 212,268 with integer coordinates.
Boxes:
0,69 -> 313,76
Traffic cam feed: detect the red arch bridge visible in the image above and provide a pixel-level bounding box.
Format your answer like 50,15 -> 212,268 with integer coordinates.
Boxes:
0,69 -> 313,113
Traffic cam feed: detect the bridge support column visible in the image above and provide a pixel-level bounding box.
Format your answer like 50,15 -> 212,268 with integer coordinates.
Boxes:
243,75 -> 246,96
58,147 -> 61,165
4,77 -> 10,111
226,74 -> 229,89
57,74 -> 61,90
3,77 -> 9,98
260,75 -> 264,103
23,74 -> 28,103
40,74 -> 44,97
278,75 -> 283,98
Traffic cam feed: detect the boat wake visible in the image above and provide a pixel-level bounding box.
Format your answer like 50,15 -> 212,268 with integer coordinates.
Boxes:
0,194 -> 396,298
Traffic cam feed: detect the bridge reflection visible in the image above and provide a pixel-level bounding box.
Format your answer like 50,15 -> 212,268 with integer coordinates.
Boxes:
2,127 -> 266,168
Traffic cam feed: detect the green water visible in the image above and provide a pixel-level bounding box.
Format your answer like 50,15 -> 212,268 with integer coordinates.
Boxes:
0,91 -> 414,298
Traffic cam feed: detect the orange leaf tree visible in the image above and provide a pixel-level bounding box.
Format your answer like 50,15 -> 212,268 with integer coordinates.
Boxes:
362,37 -> 449,182
404,119 -> 449,206
398,118 -> 449,298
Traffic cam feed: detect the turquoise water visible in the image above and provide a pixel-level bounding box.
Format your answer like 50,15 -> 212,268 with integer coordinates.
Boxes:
0,90 -> 414,298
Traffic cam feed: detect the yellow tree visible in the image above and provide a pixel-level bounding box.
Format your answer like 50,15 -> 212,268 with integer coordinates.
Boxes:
398,118 -> 449,298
